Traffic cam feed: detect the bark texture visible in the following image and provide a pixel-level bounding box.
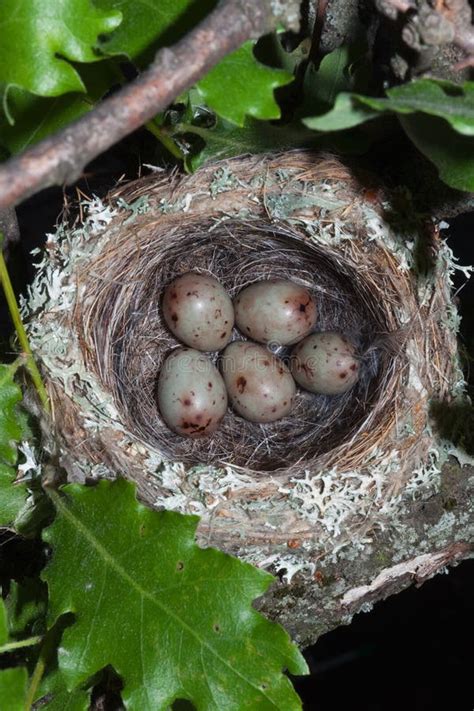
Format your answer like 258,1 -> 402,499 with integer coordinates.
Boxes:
257,460 -> 474,647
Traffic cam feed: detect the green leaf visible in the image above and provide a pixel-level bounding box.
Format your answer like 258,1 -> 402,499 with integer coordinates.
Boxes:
0,599 -> 29,710
0,589 -> 42,654
0,63 -> 120,155
0,364 -> 28,527
300,40 -> 370,119
303,46 -> 353,116
37,667 -> 91,711
0,89 -> 92,155
96,0 -> 215,66
357,79 -> 474,136
399,114 -> 474,192
182,115 -> 373,171
0,463 -> 27,527
300,42 -> 376,130
42,688 -> 91,710
43,479 -> 307,710
305,79 -> 474,137
182,117 -> 319,171
254,34 -> 310,76
195,42 -> 293,126
0,596 -> 8,643
0,667 -> 28,711
301,73 -> 474,190
0,0 -> 122,99
0,364 -> 23,466
303,92 -> 380,131
35,619 -> 90,709
5,579 -> 47,639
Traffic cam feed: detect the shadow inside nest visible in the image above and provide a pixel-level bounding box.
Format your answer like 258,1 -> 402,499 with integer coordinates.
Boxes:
81,219 -> 402,473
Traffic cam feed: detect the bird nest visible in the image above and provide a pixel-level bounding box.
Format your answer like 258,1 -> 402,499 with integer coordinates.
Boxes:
23,151 -> 462,568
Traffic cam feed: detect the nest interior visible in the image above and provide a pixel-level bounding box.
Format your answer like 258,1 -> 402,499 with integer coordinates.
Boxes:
26,151 -> 460,555
63,151 -> 455,481
85,220 -> 391,473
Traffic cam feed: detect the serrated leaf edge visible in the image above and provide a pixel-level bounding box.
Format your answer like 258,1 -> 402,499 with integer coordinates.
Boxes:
44,484 -> 298,707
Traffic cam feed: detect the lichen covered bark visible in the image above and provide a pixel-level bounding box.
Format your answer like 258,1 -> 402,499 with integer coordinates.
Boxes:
257,459 -> 474,647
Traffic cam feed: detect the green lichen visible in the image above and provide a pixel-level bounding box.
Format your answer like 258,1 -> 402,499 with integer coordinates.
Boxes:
209,167 -> 239,197
116,195 -> 150,224
264,191 -> 347,221
159,198 -> 175,214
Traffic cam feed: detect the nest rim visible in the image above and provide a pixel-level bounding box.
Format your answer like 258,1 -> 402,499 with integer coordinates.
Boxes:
25,150 -> 459,554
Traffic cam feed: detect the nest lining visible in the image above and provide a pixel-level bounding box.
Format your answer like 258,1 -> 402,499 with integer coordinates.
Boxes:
82,218 -> 395,472
22,151 -> 462,558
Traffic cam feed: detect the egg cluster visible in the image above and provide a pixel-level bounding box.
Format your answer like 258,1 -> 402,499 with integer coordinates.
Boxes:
157,272 -> 360,438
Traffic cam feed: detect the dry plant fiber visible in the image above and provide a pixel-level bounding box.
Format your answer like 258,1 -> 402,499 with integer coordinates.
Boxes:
23,151 -> 462,566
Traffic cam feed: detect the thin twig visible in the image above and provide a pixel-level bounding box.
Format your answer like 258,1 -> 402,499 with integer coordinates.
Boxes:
145,120 -> 185,162
24,627 -> 59,711
308,0 -> 329,68
0,0 -> 296,211
0,232 -> 49,410
0,635 -> 42,655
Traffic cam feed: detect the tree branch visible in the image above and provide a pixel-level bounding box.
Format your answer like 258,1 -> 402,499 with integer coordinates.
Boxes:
257,459 -> 474,646
0,0 -> 299,211
376,0 -> 474,66
340,542 -> 471,609
308,0 -> 329,67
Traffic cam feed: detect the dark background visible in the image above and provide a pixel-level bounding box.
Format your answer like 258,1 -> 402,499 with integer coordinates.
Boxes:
294,559 -> 474,710
2,132 -> 473,711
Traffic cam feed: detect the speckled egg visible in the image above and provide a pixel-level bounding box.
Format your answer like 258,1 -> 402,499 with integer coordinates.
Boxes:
234,279 -> 317,346
163,272 -> 234,351
291,332 -> 360,395
221,341 -> 296,423
157,348 -> 228,437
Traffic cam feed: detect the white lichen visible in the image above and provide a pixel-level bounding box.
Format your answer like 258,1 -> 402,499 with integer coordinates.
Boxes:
404,448 -> 442,498
22,167 -> 466,576
17,441 -> 41,480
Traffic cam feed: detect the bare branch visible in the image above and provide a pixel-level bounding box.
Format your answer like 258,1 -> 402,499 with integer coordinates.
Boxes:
452,14 -> 474,55
340,542 -> 471,610
308,0 -> 329,66
256,460 -> 474,646
0,0 -> 299,211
